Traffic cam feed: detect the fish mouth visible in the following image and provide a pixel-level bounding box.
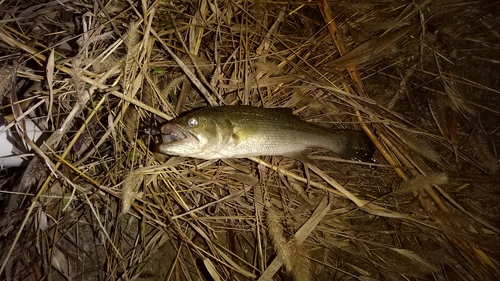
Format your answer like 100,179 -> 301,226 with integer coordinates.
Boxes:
161,123 -> 187,143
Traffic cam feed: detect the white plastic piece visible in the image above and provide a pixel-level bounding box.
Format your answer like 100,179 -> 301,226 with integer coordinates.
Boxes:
0,114 -> 45,168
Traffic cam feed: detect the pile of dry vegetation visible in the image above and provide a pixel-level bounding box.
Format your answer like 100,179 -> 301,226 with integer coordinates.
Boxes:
0,0 -> 499,280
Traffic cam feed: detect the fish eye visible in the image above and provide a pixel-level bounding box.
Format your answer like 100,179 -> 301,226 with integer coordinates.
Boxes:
188,118 -> 198,127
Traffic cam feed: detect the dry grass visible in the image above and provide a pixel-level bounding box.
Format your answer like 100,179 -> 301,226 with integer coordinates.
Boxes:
0,0 -> 499,280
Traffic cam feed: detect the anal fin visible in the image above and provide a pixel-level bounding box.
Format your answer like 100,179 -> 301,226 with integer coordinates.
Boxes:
283,151 -> 317,165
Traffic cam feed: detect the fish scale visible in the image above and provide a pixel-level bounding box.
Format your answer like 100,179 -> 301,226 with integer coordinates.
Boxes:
215,107 -> 347,156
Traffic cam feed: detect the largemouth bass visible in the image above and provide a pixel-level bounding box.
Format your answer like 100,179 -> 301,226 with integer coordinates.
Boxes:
158,106 -> 375,162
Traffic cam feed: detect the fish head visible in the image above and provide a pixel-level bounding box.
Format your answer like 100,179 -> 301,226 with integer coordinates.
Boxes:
158,109 -> 233,159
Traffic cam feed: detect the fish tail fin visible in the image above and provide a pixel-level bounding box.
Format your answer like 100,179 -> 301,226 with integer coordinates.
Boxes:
336,130 -> 376,162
